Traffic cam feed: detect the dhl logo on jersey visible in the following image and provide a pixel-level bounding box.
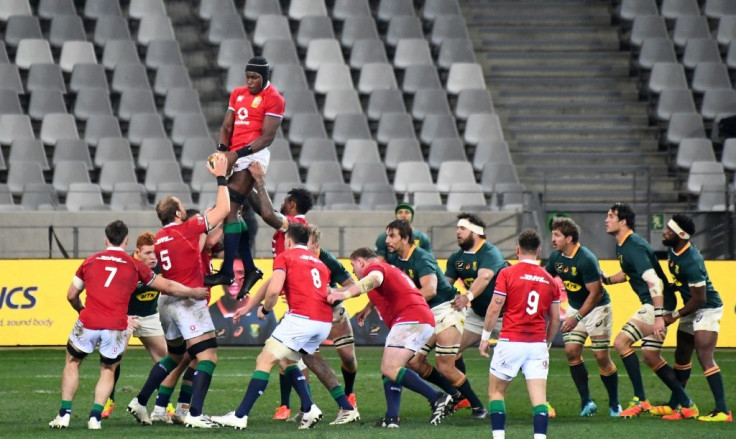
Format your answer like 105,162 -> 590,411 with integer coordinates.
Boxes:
563,281 -> 582,292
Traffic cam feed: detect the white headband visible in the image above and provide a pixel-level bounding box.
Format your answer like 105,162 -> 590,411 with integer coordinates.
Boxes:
457,218 -> 484,235
667,219 -> 690,240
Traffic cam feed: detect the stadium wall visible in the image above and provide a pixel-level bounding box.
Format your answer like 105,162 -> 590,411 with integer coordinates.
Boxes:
1,259 -> 734,347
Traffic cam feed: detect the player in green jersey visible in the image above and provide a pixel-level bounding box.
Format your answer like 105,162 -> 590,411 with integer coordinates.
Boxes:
385,219 -> 487,419
658,214 -> 730,422
375,203 -> 432,260
603,203 -> 697,419
546,217 -> 620,417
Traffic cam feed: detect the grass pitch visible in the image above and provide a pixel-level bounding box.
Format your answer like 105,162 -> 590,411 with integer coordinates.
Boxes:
2,347 -> 734,438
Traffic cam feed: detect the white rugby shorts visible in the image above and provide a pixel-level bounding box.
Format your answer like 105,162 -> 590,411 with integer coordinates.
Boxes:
678,306 -> 723,334
490,341 -> 549,381
68,319 -> 126,360
431,301 -> 465,335
158,296 -> 215,341
464,307 -> 502,338
130,313 -> 165,338
385,322 -> 434,352
268,312 -> 332,358
232,148 -> 270,173
564,304 -> 612,339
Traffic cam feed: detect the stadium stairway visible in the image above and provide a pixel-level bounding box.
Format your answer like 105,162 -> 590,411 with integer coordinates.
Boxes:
461,0 -> 683,211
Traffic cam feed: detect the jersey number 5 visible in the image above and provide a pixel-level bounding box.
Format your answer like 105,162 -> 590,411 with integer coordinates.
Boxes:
526,290 -> 539,315
310,268 -> 322,288
159,250 -> 172,270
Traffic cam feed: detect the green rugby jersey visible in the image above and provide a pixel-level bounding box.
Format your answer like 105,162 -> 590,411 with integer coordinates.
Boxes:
616,231 -> 671,306
317,248 -> 351,288
127,263 -> 162,317
375,228 -> 432,258
667,242 -> 723,309
445,240 -> 509,317
545,243 -> 610,310
386,245 -> 458,308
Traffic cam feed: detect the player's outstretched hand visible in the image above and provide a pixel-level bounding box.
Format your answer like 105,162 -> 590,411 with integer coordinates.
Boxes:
207,152 -> 228,177
326,289 -> 342,305
257,305 -> 268,320
224,150 -> 237,170
560,316 -> 577,333
653,317 -> 666,340
356,305 -> 372,327
248,161 -> 265,182
452,294 -> 469,311
233,306 -> 248,324
479,339 -> 491,358
191,288 -> 209,301
126,315 -> 140,332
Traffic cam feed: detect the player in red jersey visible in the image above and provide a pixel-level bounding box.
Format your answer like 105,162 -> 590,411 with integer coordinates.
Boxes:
327,247 -> 453,428
49,220 -> 208,430
213,224 -> 353,430
479,229 -> 561,439
126,154 -> 231,429
207,56 -> 285,298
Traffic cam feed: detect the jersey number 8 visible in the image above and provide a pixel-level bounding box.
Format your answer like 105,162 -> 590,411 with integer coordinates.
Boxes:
310,268 -> 322,288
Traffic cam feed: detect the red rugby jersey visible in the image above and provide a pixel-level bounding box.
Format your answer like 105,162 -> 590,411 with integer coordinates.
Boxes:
363,261 -> 434,328
228,83 -> 285,150
271,214 -> 307,258
155,215 -> 210,289
273,246 -> 332,323
76,247 -> 155,330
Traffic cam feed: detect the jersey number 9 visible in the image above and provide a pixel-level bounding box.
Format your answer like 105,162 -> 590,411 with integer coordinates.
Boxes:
526,290 -> 539,315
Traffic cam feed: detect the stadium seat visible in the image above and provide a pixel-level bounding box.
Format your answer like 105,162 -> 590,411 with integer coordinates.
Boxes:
7,162 -> 46,194
94,137 -> 134,168
697,184 -> 727,211
393,39 -> 434,68
282,89 -> 319,119
342,139 -> 381,171
321,182 -> 355,209
720,138 -> 736,172
437,39 -> 477,70
376,112 -> 417,144
377,0 -> 415,24
98,160 -> 137,193
648,63 -> 688,96
367,90 -> 406,121
40,113 -> 78,146
341,18 -> 380,49
118,89 -> 157,122
199,0 -> 237,21
0,0 -> 31,21
446,183 -> 487,211
262,40 -> 300,66
69,64 -> 109,93
427,138 -> 468,170
350,162 -> 389,193
189,163 -> 214,194
5,16 -> 42,49
264,160 -> 301,193
9,139 -> 50,171
84,0 -> 123,20
413,89 -> 451,120
287,113 -> 328,145
0,42 -> 8,64
110,182 -> 148,211
299,139 -> 338,169
0,184 -> 15,208
349,39 -> 389,69
253,15 -> 292,47
407,182 -> 444,209
197,182 -> 218,211
297,16 -> 335,50
305,39 -> 345,72
724,44 -> 736,70
420,114 -> 460,145
314,64 -> 355,94
473,141 -> 514,172
243,0 -> 282,22
154,182 -> 193,205
171,113 -> 210,146
102,41 -> 139,71
629,16 -> 668,49
333,0 -> 371,21
0,90 -> 22,115
144,161 -> 184,193
163,88 -> 203,120
28,90 -> 67,121
716,15 -> 736,49
704,0 -> 736,20
74,88 -> 114,121
112,63 -> 151,93
393,161 -> 433,193
0,114 -> 33,145
129,0 -> 166,19
59,42 -> 97,74
304,161 -> 344,193
180,137 -> 213,170
0,65 -> 24,94
665,113 -> 707,146
456,89 -> 495,120
437,161 -> 476,193
617,0 -> 658,25
384,138 -> 423,171
268,138 -> 292,161
430,15 -> 470,48
637,38 -> 677,73
289,0 -> 327,20
21,182 -> 59,210
14,39 -> 53,70
145,40 -> 185,71
52,161 -> 91,194
323,89 -> 362,120
84,115 -> 121,146
446,63 -> 486,95
700,89 -> 736,120
53,139 -> 92,170
332,113 -> 372,146
66,183 -> 107,211
494,182 -> 526,212
138,138 -> 177,170
49,15 -> 86,49
691,63 -> 732,95
137,16 -> 176,46
217,39 -> 254,70
655,88 -> 696,122
465,113 -> 505,145
423,0 -> 462,22
208,13 -> 248,45
127,113 -> 167,145
93,16 -> 132,47
360,183 -> 397,210
480,162 -> 521,193
38,0 -> 75,19
358,63 -> 399,94
386,16 -> 424,48
672,16 -> 711,51
226,64 -> 248,92
676,138 -> 717,170
686,161 -> 726,195
660,0 -> 700,22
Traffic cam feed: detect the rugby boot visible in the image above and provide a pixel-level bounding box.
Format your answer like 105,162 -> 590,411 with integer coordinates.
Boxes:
204,271 -> 234,287
329,408 -> 360,425
471,407 -> 489,419
610,404 -> 622,417
127,397 -> 152,425
697,410 -> 732,422
184,413 -> 219,428
662,404 -> 699,420
454,398 -> 471,410
374,416 -> 400,428
151,406 -> 173,424
49,413 -> 70,429
87,417 -> 102,430
273,405 -> 291,420
619,397 -> 653,418
171,403 -> 189,425
580,400 -> 598,417
101,398 -> 115,419
237,268 -> 264,300
298,404 -> 323,429
211,411 -> 248,429
649,405 -> 676,416
429,393 -> 453,425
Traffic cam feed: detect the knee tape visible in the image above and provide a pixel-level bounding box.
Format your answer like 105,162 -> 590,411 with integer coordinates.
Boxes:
591,339 -> 611,351
641,338 -> 664,351
563,332 -> 587,345
435,343 -> 460,356
66,342 -> 87,360
333,334 -> 354,349
228,187 -> 246,204
187,338 -> 218,358
100,353 -> 123,365
621,322 -> 644,343
167,341 -> 187,355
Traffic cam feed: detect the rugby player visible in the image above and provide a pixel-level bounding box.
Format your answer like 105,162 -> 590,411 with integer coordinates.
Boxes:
375,202 -> 432,260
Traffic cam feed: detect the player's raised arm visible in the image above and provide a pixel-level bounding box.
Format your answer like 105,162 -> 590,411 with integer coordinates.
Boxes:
204,153 -> 231,228
248,162 -> 287,230
151,276 -> 208,300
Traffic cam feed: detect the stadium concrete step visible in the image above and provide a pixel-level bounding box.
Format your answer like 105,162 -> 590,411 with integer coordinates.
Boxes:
507,114 -> 650,127
489,77 -> 638,94
481,51 -> 629,67
509,127 -> 659,143
512,139 -> 660,153
495,89 -> 638,103
513,151 -> 670,167
498,101 -> 650,117
485,63 -> 629,78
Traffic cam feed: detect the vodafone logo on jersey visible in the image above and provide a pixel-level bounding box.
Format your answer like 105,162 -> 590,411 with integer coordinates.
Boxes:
235,107 -> 250,126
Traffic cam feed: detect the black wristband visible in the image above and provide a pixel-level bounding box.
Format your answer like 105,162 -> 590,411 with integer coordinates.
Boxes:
216,176 -> 227,186
261,305 -> 271,315
236,145 -> 254,158
217,143 -> 228,152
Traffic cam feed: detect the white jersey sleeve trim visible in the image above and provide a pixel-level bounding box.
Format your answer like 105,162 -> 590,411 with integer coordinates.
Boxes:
72,276 -> 84,290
